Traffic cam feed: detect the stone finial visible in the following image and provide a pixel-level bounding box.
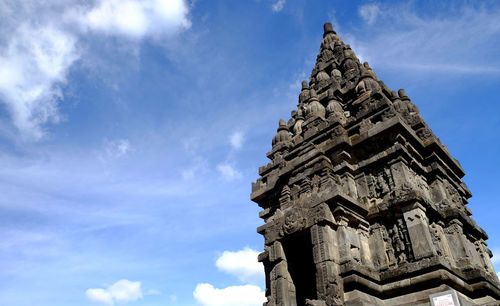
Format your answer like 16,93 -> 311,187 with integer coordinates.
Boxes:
278,118 -> 287,130
398,89 -> 410,101
299,80 -> 310,104
306,90 -> 326,119
323,22 -> 335,37
272,119 -> 291,146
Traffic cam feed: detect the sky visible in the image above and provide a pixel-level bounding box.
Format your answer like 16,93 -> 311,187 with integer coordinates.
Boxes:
0,0 -> 500,305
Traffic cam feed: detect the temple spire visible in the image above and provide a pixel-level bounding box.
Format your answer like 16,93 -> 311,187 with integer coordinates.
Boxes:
251,22 -> 500,306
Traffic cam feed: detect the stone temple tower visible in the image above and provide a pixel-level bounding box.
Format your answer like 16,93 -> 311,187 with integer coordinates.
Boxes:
251,23 -> 500,305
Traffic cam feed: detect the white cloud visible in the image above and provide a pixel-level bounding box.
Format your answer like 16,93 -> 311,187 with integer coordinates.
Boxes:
86,279 -> 143,305
0,0 -> 192,140
100,138 -> 132,160
216,247 -> 263,282
358,3 -> 380,25
86,288 -> 114,305
193,283 -> 266,306
229,131 -> 244,150
0,23 -> 78,140
79,0 -> 191,38
272,0 -> 286,12
216,163 -> 242,181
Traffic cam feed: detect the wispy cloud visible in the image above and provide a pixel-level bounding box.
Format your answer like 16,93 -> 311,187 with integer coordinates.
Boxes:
100,138 -> 132,161
229,130 -> 244,150
216,163 -> 242,181
358,3 -> 380,25
272,0 -> 286,12
349,2 -> 500,75
86,279 -> 143,305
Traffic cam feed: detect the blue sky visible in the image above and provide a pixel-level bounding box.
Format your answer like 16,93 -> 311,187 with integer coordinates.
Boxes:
0,0 -> 499,305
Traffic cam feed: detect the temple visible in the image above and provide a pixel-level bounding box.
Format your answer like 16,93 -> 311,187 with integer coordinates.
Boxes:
251,23 -> 500,305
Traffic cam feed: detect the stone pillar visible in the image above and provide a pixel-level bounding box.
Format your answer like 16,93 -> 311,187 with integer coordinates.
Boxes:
268,241 -> 297,306
402,204 -> 436,260
310,224 -> 343,305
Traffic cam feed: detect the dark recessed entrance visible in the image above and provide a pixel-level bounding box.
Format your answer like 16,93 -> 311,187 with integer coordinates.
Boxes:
281,229 -> 317,306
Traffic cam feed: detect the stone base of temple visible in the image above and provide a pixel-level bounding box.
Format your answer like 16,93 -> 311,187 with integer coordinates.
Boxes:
344,280 -> 498,305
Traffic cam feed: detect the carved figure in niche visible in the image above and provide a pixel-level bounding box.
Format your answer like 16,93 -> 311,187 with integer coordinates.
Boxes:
375,174 -> 389,197
430,222 -> 445,257
311,175 -> 321,194
381,225 -> 397,265
390,223 -> 407,264
398,218 -> 413,261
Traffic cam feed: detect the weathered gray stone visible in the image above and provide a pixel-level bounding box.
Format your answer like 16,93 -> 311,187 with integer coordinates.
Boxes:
251,22 -> 500,305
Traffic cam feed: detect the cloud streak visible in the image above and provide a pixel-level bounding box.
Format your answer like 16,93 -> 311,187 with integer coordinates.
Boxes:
349,2 -> 500,75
